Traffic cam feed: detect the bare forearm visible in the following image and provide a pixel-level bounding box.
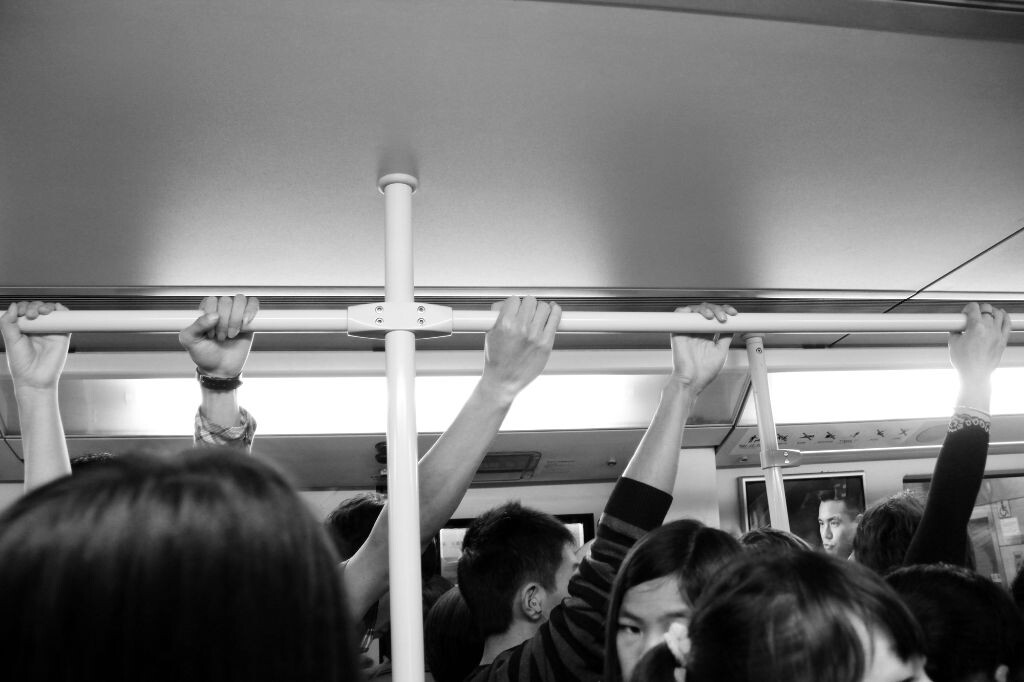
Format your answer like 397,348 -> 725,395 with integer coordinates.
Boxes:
200,388 -> 241,428
417,378 -> 515,540
342,378 -> 517,617
622,378 -> 698,494
16,387 -> 71,492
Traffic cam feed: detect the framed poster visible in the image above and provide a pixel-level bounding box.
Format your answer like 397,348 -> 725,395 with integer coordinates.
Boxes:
740,472 -> 866,550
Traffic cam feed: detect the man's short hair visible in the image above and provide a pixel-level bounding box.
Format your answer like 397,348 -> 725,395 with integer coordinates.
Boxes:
851,491 -> 923,575
887,564 -> 1024,682
818,489 -> 864,516
457,502 -> 574,637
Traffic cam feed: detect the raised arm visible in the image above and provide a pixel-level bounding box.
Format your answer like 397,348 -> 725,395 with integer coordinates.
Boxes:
1,301 -> 72,492
343,296 -> 561,620
499,304 -> 737,682
904,302 -> 1010,567
622,303 -> 735,492
178,295 -> 259,450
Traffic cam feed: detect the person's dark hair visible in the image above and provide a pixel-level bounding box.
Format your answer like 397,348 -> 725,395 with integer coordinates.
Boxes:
887,563 -> 1024,682
425,586 -> 485,682
457,501 -> 574,637
604,519 -> 742,682
818,489 -> 865,515
325,492 -> 442,578
69,450 -> 116,473
324,492 -> 387,561
685,552 -> 925,682
1014,562 -> 1024,616
739,526 -> 812,556
0,448 -> 361,682
852,491 -> 924,575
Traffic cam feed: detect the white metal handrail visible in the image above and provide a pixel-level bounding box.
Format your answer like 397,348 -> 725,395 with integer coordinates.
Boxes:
13,309 -> 1019,334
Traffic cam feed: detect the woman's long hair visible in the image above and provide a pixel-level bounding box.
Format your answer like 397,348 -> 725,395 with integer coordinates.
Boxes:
0,448 -> 361,682
604,519 -> 741,682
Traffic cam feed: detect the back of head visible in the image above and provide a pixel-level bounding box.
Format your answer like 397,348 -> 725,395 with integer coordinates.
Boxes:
605,519 -> 742,682
0,448 -> 360,682
324,491 -> 387,561
686,551 -> 925,682
425,586 -> 485,682
739,526 -> 813,556
457,501 -> 574,637
852,491 -> 924,575
887,564 -> 1024,682
1013,562 -> 1024,616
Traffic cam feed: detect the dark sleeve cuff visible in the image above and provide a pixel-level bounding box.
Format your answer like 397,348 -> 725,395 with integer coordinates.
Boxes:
608,477 -> 673,531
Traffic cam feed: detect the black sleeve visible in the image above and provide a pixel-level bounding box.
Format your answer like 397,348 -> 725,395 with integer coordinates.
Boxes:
903,413 -> 990,567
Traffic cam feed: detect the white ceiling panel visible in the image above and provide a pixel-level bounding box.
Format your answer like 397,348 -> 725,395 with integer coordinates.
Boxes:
1,1 -> 1023,293
920,230 -> 1024,293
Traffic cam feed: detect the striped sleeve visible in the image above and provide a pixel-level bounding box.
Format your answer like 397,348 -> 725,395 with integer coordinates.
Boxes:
193,407 -> 257,451
467,477 -> 671,682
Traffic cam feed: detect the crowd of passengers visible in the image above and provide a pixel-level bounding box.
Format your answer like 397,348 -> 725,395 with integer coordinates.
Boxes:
0,296 -> 1022,682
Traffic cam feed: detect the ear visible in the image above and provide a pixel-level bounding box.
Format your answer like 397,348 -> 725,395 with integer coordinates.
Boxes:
994,664 -> 1009,682
854,513 -> 863,524
519,583 -> 546,622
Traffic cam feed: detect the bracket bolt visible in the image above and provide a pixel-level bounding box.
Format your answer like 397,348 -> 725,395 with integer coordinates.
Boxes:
375,306 -> 384,313
375,318 -> 383,325
417,306 -> 425,313
417,318 -> 425,325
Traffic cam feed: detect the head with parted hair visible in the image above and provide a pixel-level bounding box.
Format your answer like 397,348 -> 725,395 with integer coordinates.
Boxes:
887,563 -> 1024,682
739,526 -> 813,556
457,501 -> 575,638
684,551 -> 928,682
605,519 -> 742,682
0,448 -> 361,682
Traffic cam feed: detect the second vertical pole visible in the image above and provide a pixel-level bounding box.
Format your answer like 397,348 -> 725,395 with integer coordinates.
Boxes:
379,173 -> 425,682
743,334 -> 792,532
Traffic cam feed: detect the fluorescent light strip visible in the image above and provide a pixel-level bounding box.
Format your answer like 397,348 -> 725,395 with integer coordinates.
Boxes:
738,367 -> 1024,425
57,374 -> 669,436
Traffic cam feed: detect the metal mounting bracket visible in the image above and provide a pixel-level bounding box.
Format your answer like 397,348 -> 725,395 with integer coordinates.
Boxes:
347,302 -> 454,339
761,448 -> 803,470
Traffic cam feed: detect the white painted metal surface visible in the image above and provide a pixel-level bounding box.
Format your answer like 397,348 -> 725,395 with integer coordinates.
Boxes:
380,176 -> 426,682
14,310 -> 1022,334
744,335 -> 791,532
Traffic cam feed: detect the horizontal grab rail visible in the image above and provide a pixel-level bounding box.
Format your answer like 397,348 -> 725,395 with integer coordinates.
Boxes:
12,309 -> 1019,334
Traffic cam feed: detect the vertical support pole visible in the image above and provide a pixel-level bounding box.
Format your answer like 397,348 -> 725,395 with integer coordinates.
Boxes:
743,334 -> 791,532
379,173 -> 424,682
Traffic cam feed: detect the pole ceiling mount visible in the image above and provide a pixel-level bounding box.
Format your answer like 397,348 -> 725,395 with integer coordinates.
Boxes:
377,173 -> 419,193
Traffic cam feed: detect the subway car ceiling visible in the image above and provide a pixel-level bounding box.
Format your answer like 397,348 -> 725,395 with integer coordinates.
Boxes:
1,1 -> 1023,487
